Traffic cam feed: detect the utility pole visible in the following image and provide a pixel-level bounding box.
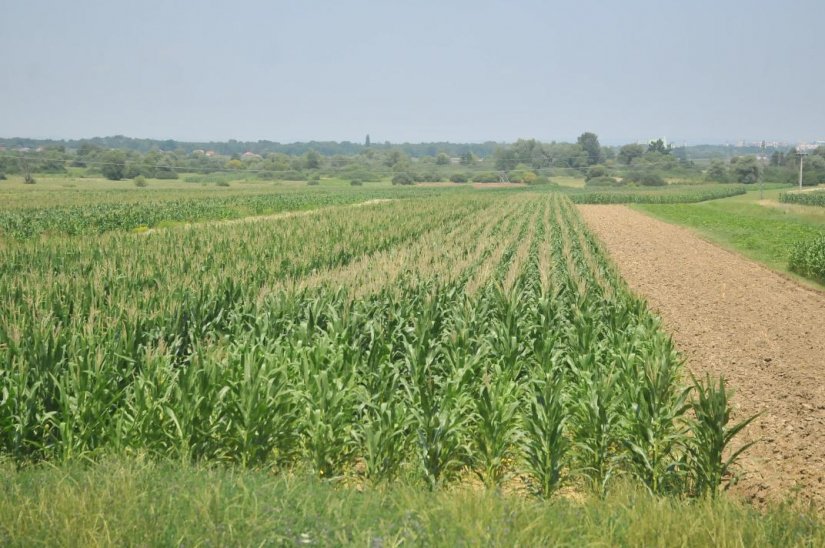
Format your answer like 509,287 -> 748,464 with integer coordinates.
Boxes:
798,150 -> 808,189
760,141 -> 765,200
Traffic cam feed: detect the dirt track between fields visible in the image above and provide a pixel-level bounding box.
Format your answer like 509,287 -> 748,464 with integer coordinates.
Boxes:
579,205 -> 825,507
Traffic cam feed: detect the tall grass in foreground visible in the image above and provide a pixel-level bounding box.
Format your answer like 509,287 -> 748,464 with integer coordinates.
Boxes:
1,458 -> 821,547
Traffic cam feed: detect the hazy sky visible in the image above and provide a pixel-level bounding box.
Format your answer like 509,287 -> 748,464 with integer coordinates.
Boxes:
1,0 -> 822,144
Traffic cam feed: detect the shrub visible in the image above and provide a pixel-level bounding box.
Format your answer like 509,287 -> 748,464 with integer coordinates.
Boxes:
154,169 -> 178,180
472,172 -> 500,183
414,172 -> 440,183
216,181 -> 231,187
392,173 -> 415,185
350,179 -> 363,186
585,176 -> 620,187
449,173 -> 468,183
23,174 -> 36,184
586,165 -> 609,181
133,176 -> 147,187
623,171 -> 666,186
532,176 -> 555,186
0,172 -> 6,180
279,170 -> 305,181
306,179 -> 320,186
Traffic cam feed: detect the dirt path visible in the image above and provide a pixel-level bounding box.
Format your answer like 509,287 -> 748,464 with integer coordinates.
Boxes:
578,205 -> 825,506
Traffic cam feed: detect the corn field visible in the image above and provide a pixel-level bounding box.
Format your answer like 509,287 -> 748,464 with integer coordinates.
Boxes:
779,189 -> 825,208
0,192 -> 750,497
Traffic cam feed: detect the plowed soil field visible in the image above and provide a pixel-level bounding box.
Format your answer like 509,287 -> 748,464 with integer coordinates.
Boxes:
579,204 -> 825,506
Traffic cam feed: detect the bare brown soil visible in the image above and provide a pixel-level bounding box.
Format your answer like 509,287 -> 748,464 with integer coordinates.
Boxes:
579,205 -> 825,506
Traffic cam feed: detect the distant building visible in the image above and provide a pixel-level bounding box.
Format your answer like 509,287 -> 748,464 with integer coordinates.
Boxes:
205,150 -> 218,157
241,151 -> 262,159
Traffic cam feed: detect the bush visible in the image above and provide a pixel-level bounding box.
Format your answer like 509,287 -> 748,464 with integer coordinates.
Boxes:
216,181 -> 230,187
133,176 -> 147,187
23,174 -> 36,184
0,172 -> 6,180
532,176 -> 556,186
449,173 -> 468,183
472,172 -> 500,183
585,176 -> 620,187
623,171 -> 666,186
349,179 -> 363,186
306,179 -> 320,186
154,168 -> 178,180
279,170 -> 305,181
705,160 -> 729,183
413,172 -> 440,183
101,150 -> 127,181
392,173 -> 415,185
586,165 -> 609,181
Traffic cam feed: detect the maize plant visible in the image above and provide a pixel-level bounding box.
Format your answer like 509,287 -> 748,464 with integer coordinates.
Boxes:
0,191 -> 754,498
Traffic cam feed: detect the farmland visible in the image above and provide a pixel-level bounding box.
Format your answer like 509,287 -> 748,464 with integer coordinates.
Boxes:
1,180 -> 822,543
1,191 -> 721,490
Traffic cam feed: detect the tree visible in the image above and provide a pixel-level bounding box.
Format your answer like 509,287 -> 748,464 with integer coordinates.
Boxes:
304,149 -> 322,170
730,156 -> 760,184
459,151 -> 476,165
705,160 -> 729,183
576,132 -> 603,165
648,139 -> 671,155
435,152 -> 450,165
365,134 -> 370,147
392,173 -> 414,185
618,143 -> 645,165
494,147 -> 518,171
101,150 -> 127,180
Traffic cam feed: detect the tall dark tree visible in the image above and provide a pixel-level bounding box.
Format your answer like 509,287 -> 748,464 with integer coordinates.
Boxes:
648,138 -> 671,155
304,149 -> 322,170
618,143 -> 645,165
365,134 -> 371,147
577,132 -> 603,165
101,150 -> 127,180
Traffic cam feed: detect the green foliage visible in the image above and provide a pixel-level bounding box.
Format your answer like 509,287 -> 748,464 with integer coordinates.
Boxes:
569,184 -> 746,204
392,173 -> 415,185
705,160 -> 729,183
624,171 -> 666,187
101,150 -> 127,181
3,458 -> 824,546
585,165 -> 609,180
0,193 -> 753,502
689,375 -> 758,498
585,176 -> 620,187
647,139 -> 671,155
472,172 -> 500,183
788,234 -> 825,284
133,175 -> 148,187
618,143 -> 645,165
577,132 -> 603,165
780,189 -> 825,207
449,173 -> 468,183
730,156 -> 760,184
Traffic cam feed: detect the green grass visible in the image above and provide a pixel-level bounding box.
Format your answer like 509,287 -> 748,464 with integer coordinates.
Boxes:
1,457 -> 821,547
636,187 -> 825,281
